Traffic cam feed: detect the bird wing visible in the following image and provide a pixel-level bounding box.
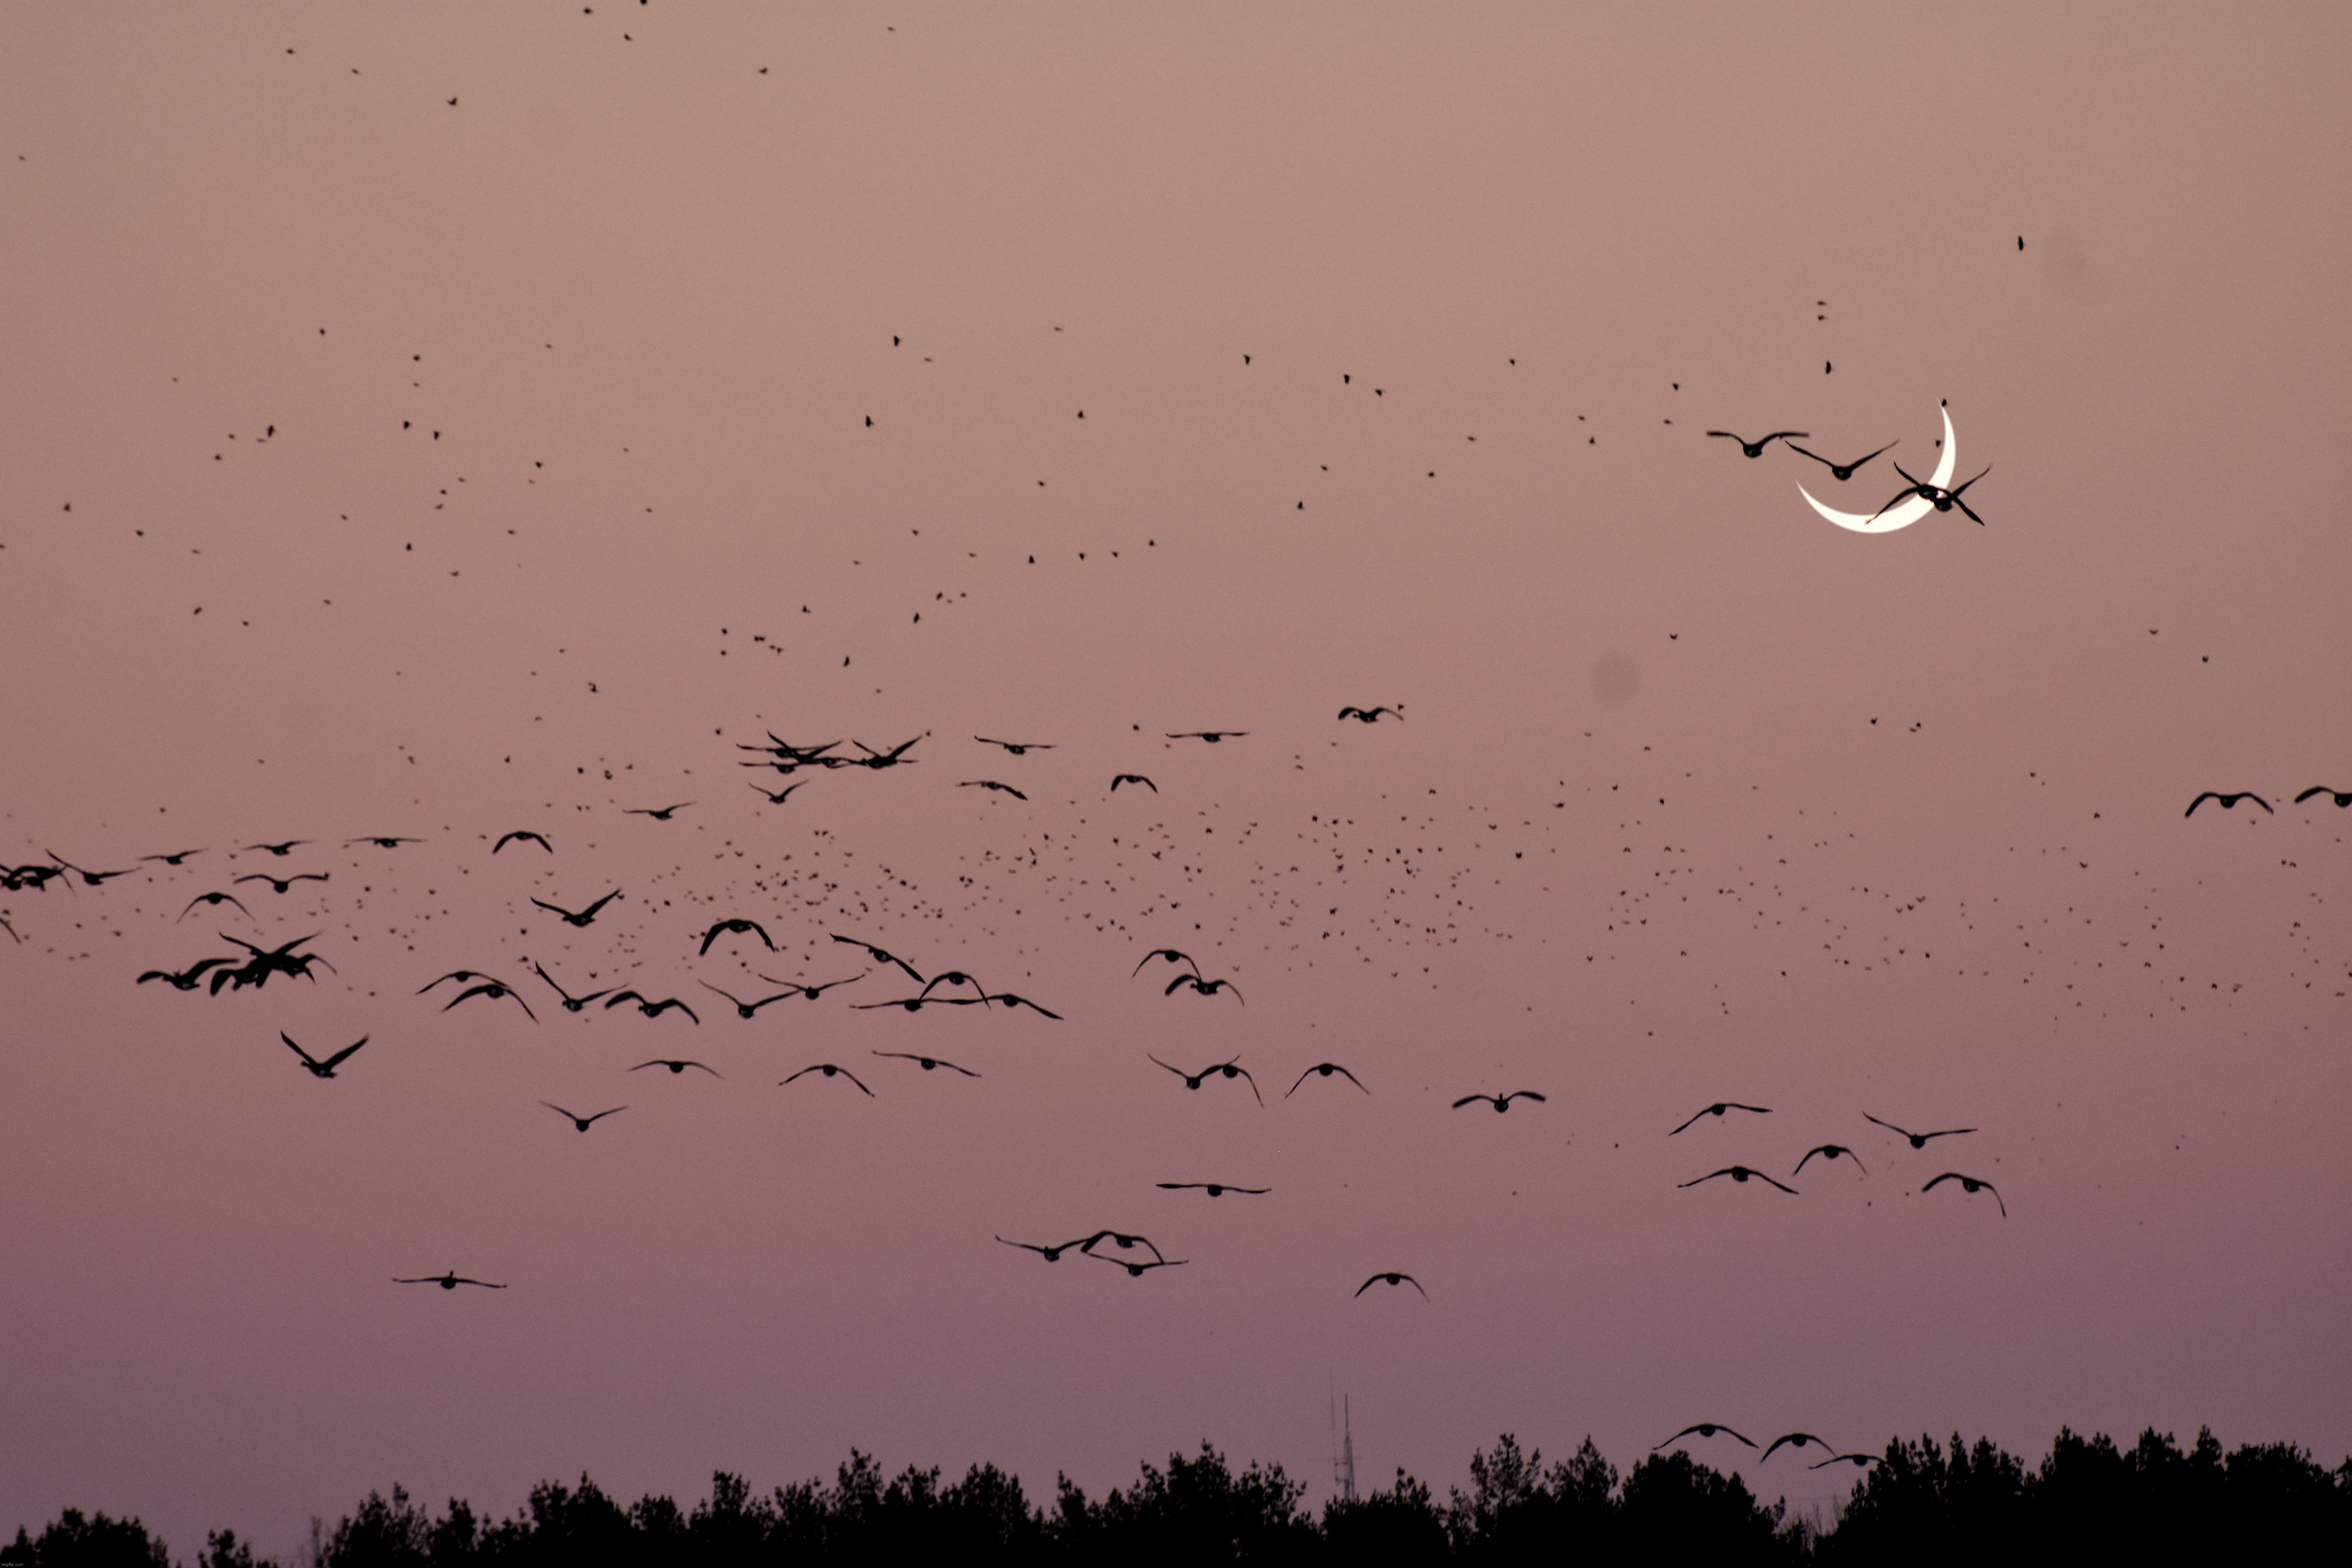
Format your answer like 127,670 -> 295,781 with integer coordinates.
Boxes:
1920,1127 -> 1978,1140
280,1033 -> 325,1068
1286,1068 -> 1315,1097
1862,1112 -> 1914,1139
1451,1095 -> 1490,1109
320,1038 -> 368,1069
529,898 -> 575,918
840,1071 -> 874,1096
1235,1068 -> 1263,1105
1762,1434 -> 1823,1461
1331,1065 -> 1368,1091
1510,1091 -> 1548,1103
1147,1054 -> 1186,1078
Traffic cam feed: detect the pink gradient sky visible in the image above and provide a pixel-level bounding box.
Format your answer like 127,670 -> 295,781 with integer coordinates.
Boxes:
3,4 -> 2346,1557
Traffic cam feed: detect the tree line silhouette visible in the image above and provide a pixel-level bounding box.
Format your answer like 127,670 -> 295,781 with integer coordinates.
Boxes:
8,1426 -> 2345,1566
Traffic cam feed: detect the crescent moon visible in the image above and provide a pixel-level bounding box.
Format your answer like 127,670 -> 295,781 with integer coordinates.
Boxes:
1800,407 -> 1956,533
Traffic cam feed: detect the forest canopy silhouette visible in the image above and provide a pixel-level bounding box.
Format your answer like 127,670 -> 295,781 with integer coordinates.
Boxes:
7,1426 -> 2345,1566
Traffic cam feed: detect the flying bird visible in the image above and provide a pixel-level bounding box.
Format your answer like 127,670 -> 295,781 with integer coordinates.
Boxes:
394,1272 -> 505,1290
492,830 -> 552,854
757,972 -> 865,1000
282,1032 -> 367,1079
698,980 -> 795,1018
346,836 -> 422,848
1679,1166 -> 1799,1193
975,737 -> 1053,754
783,1063 -> 874,1095
1669,1102 -> 1772,1135
604,992 -> 699,1024
418,969 -> 508,995
2184,791 -> 2272,818
245,840 -> 308,857
1869,462 -> 1990,524
1811,1453 -> 1883,1471
1761,1433 -> 1835,1463
1165,973 -> 1243,1003
1655,1425 -> 1757,1451
872,1051 -> 980,1077
1452,1091 -> 1546,1113
959,780 -> 1029,800
698,917 -> 775,955
1864,1112 -> 1976,1149
1336,706 -> 1401,722
47,853 -> 137,886
829,934 -> 926,985
140,849 -> 206,866
1132,949 -> 1201,980
1706,430 -> 1807,457
235,872 -> 329,894
750,781 -> 808,804
179,891 -> 254,921
1287,1062 -> 1368,1096
631,1059 -> 721,1078
1922,1171 -> 2007,1217
443,981 -> 537,1021
980,991 -> 1062,1019
1091,1252 -> 1189,1277
848,736 -> 923,768
1148,1053 -> 1261,1104
1157,1181 -> 1268,1197
1793,1144 -> 1867,1176
532,889 -> 622,926
1110,774 -> 1157,792
998,1231 -> 1163,1264
138,957 -> 237,991
2293,786 -> 2352,807
1355,1272 -> 1428,1300
1167,731 -> 1246,742
1784,441 -> 1895,481
532,963 -> 613,1012
541,1102 -> 625,1131
624,802 -> 693,820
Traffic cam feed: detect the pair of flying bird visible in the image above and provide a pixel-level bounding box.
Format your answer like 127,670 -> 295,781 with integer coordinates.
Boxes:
997,1230 -> 1185,1275
2185,787 -> 2352,817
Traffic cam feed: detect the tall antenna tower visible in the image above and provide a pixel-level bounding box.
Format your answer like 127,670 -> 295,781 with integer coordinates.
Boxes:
1328,1391 -> 1356,1501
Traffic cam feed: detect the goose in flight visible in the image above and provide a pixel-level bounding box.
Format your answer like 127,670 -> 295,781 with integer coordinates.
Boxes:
1336,706 -> 1400,722
394,1272 -> 506,1290
975,737 -> 1053,754
1148,1054 -> 1262,1104
783,1063 -> 874,1096
235,871 -> 328,894
1760,1432 -> 1834,1463
1864,1112 -> 1975,1149
1453,1090 -> 1545,1113
1922,1171 -> 2006,1217
829,934 -> 926,985
1132,948 -> 1201,979
178,891 -> 253,921
1706,430 -> 1806,458
1156,1181 -> 1268,1197
282,1032 -> 368,1078
1679,1166 -> 1798,1194
2294,786 -> 2351,808
624,802 -> 693,820
533,963 -> 613,1012
492,830 -> 552,854
2184,791 -> 2271,818
699,980 -> 795,1018
442,980 -> 537,1021
755,972 -> 865,1001
1287,1062 -> 1368,1096
1165,973 -> 1243,1003
542,1102 -> 625,1132
1110,774 -> 1157,793
697,918 -> 775,955
1869,462 -> 1990,525
1167,731 -> 1246,743
531,889 -> 622,927
960,780 -> 1029,801
347,836 -> 423,848
140,849 -> 206,866
1669,1102 -> 1771,1135
1354,1272 -> 1427,1300
138,957 -> 237,991
873,1051 -> 981,1077
1655,1424 -> 1757,1451
1784,440 -> 1895,481
604,992 -> 699,1024
245,840 -> 308,857
1792,1144 -> 1866,1176
631,1059 -> 721,1078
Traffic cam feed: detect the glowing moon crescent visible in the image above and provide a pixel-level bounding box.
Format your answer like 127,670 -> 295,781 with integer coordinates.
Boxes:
1800,407 -> 1955,532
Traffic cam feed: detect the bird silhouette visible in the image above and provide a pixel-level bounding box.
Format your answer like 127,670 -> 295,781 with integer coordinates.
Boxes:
1157,1181 -> 1268,1197
1111,774 -> 1157,792
532,890 -> 622,926
245,840 -> 307,857
532,963 -> 613,1012
975,737 -> 1053,754
1452,1091 -> 1545,1113
1133,949 -> 1202,980
1287,1062 -> 1369,1096
1870,462 -> 1990,524
1864,1113 -> 1976,1149
698,918 -> 774,955
1679,1166 -> 1798,1193
756,972 -> 865,1001
1355,1272 -> 1428,1300
848,736 -> 923,768
604,992 -> 699,1024
1670,1102 -> 1772,1135
1656,1424 -> 1757,1451
1090,1251 -> 1189,1277
394,1272 -> 505,1290
1784,441 -> 1895,481
624,802 -> 693,820
997,1231 -> 1164,1264
1167,731 -> 1246,742
1336,706 -> 1401,722
1811,1453 -> 1883,1471
631,1059 -> 721,1078
346,836 -> 422,848
1923,1172 -> 2007,1216
783,1063 -> 874,1095
443,981 -> 537,1021
418,969 -> 508,995
140,849 -> 206,866
829,934 -> 926,985
1148,1054 -> 1261,1104
282,1032 -> 367,1078
1706,430 -> 1807,457
47,853 -> 136,886
2294,786 -> 2352,808
1761,1433 -> 1834,1463
179,891 -> 254,921
1165,973 -> 1243,1003
492,830 -> 552,854
749,781 -> 808,805
138,957 -> 236,990
959,780 -> 1029,801
2184,791 -> 2272,817
916,970 -> 991,1007
210,933 -> 332,991
0,915 -> 16,944
235,872 -> 328,894
872,1051 -> 980,1077
1793,1144 -> 1867,1176
978,991 -> 1062,1019
698,980 -> 795,1018
542,1102 -> 625,1131
2,863 -> 69,892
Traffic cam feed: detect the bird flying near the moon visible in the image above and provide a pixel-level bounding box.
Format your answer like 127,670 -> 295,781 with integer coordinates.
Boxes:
1801,407 -> 1956,533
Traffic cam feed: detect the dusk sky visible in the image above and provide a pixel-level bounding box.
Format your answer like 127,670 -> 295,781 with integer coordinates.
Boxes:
3,4 -> 2346,1557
